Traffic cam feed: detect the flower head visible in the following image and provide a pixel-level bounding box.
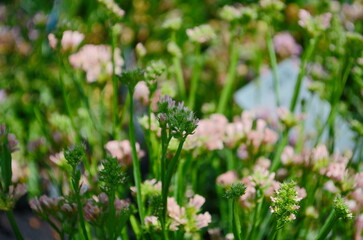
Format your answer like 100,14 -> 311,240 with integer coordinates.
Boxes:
270,180 -> 301,227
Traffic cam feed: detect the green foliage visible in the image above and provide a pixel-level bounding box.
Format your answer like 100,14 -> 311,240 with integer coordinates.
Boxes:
224,183 -> 246,199
99,156 -> 126,193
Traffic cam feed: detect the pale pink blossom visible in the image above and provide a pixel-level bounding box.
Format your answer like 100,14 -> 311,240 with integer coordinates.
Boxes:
326,162 -> 346,182
48,33 -> 57,49
195,212 -> 212,229
105,140 -> 144,165
298,10 -> 312,27
323,180 -> 339,193
216,171 -> 238,186
144,216 -> 158,227
188,194 -> 206,210
69,44 -> 124,83
134,81 -> 150,105
83,201 -> 101,222
61,30 -> 84,52
273,32 -> 302,58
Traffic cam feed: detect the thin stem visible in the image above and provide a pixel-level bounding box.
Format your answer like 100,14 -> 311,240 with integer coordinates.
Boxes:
188,44 -> 201,110
73,180 -> 90,240
128,89 -> 145,229
5,211 -> 24,240
232,199 -> 242,240
171,32 -> 186,99
111,27 -> 120,139
266,30 -> 280,107
315,209 -> 336,240
217,26 -> 240,113
290,37 -> 318,112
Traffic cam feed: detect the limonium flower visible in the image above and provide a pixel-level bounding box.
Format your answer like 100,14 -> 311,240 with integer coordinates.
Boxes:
216,171 -> 238,187
0,124 -> 19,153
60,30 -> 84,52
334,196 -> 353,220
273,32 -> 302,58
186,24 -> 216,44
298,10 -> 332,35
69,44 -> 124,83
270,181 -> 302,228
157,95 -> 198,140
105,140 -> 145,165
162,16 -> 182,30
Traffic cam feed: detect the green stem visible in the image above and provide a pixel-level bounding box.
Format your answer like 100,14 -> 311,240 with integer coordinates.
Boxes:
315,210 -> 336,240
171,32 -> 186,99
271,129 -> 289,172
266,30 -> 280,107
128,89 -> 145,230
217,27 -> 240,113
188,44 -> 201,110
232,199 -> 242,240
290,37 -> 318,112
111,27 -> 120,139
6,211 -> 24,240
73,180 -> 89,240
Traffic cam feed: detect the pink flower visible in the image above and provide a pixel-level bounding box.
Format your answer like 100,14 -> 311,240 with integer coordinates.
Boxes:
105,140 -> 144,165
61,30 -> 84,52
273,32 -> 302,58
188,195 -> 206,210
216,171 -> 238,186
195,212 -> 212,229
48,33 -> 57,49
326,162 -> 346,182
83,201 -> 101,222
144,216 -> 158,227
134,81 -> 150,105
69,44 -> 124,83
298,9 -> 311,27
355,214 -> 363,240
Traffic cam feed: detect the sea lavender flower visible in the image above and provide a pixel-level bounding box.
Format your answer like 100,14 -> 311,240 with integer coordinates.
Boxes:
162,16 -> 182,31
326,162 -> 347,182
186,24 -> 216,44
134,81 -> 150,105
0,124 -> 19,153
273,32 -> 301,58
270,181 -> 301,228
157,95 -> 198,140
105,140 -> 144,165
334,196 -> 353,220
69,44 -> 124,83
216,171 -> 238,187
298,10 -> 332,35
60,30 -> 84,52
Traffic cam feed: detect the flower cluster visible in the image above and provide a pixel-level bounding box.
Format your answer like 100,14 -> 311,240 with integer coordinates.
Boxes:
157,96 -> 198,140
69,44 -> 124,83
270,181 -> 302,227
144,195 -> 212,232
186,24 -> 216,44
105,140 -> 145,165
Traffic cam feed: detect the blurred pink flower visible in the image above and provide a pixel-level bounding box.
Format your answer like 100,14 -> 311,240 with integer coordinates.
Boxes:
61,30 -> 84,52
134,81 -> 150,105
273,32 -> 302,58
216,171 -> 238,186
105,140 -> 144,165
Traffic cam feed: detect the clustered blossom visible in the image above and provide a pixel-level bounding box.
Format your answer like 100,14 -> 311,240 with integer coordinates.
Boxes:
98,0 -> 125,18
144,195 -> 211,232
157,96 -> 199,140
48,31 -> 84,52
334,196 -> 353,220
298,10 -> 332,35
105,140 -> 145,165
134,81 -> 150,105
186,24 -> 216,44
273,33 -> 302,58
270,181 -> 302,227
69,44 -> 124,83
185,111 -> 278,154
